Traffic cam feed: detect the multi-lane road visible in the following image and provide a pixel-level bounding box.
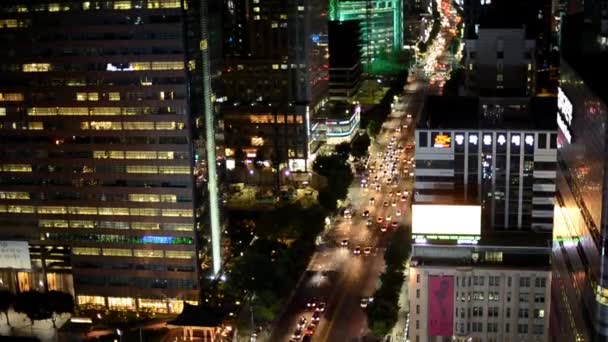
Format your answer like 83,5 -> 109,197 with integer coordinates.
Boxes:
268,1 -> 460,341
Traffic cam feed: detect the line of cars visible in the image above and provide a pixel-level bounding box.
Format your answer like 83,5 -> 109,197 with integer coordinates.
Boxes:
289,299 -> 326,341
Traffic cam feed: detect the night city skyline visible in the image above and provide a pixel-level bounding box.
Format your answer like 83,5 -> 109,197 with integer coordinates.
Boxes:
0,0 -> 604,341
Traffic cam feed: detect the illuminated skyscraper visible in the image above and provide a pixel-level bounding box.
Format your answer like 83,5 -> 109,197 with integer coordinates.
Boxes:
329,0 -> 404,71
0,0 -> 221,313
550,1 -> 608,340
221,0 -> 328,174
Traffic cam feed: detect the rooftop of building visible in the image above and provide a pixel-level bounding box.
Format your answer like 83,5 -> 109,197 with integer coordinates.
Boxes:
315,100 -> 358,120
561,12 -> 608,104
417,95 -> 557,131
411,240 -> 552,270
465,0 -> 546,40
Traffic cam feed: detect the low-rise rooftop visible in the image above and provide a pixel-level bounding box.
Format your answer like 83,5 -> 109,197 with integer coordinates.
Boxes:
417,95 -> 557,131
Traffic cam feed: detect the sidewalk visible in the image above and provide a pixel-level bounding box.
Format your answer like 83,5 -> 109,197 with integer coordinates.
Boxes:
390,263 -> 410,342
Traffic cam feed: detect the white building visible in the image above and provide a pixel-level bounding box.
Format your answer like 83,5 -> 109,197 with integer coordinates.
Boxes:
408,244 -> 552,342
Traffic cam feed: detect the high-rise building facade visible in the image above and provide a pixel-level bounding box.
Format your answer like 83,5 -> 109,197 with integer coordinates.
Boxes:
415,96 -> 558,232
0,0 -> 221,313
410,96 -> 555,341
328,20 -> 363,102
464,28 -> 536,96
549,3 -> 608,340
221,0 -> 328,173
328,0 -> 403,70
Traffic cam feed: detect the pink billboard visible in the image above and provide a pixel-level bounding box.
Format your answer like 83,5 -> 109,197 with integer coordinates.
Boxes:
428,276 -> 454,336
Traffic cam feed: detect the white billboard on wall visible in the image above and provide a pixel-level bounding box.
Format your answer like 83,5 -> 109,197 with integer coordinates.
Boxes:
412,204 -> 481,236
0,241 -> 31,270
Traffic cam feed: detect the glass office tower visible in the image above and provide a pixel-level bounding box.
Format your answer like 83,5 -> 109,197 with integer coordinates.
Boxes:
329,0 -> 403,71
0,0 -> 220,313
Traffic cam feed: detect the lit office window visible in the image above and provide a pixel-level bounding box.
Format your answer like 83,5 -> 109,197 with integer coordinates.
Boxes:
69,220 -> 95,229
126,165 -> 158,174
38,206 -> 67,214
73,247 -> 100,256
158,166 -> 190,174
28,122 -> 43,130
77,295 -> 104,306
157,152 -> 175,160
22,63 -> 52,72
67,207 -> 97,215
129,194 -> 160,202
125,151 -> 157,159
0,191 -> 30,199
156,122 -> 177,130
39,220 -> 69,228
147,0 -> 181,9
133,249 -> 164,258
7,205 -> 35,213
103,248 -> 132,257
0,108 -> 5,116
108,92 -> 121,101
0,93 -> 24,102
1,164 -> 32,172
163,223 -> 192,231
108,297 -> 136,310
165,251 -> 195,259
162,209 -> 193,217
98,208 -> 129,216
132,222 -> 161,230
0,19 -> 30,28
130,208 -> 160,216
123,122 -> 155,130
113,1 -> 132,10
90,107 -> 121,115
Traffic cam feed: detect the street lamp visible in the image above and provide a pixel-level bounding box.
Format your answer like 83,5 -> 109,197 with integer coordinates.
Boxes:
116,328 -> 123,342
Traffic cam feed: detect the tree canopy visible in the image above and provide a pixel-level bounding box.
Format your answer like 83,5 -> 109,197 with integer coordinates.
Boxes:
351,133 -> 371,158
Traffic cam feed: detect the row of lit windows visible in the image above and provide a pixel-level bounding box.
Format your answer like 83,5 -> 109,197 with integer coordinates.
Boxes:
2,1 -> 181,13
23,63 -> 52,72
0,163 -> 189,174
39,220 -> 191,231
1,164 -> 32,172
82,121 -> 184,130
77,92 -> 120,101
0,193 -> 178,203
28,107 -> 182,116
125,165 -> 191,174
245,114 -> 305,124
106,61 -> 184,72
0,122 -> 44,130
0,191 -> 30,199
128,194 -> 177,202
93,151 -> 178,160
0,205 -> 193,217
0,93 -> 24,102
0,19 -> 30,29
46,232 -> 193,245
73,247 -> 194,258
77,296 -> 197,313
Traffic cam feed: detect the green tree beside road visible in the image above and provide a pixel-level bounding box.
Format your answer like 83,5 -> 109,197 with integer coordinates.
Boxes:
351,133 -> 371,159
367,120 -> 381,139
367,226 -> 411,337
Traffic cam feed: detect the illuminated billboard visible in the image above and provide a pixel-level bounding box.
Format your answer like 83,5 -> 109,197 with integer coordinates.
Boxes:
428,276 -> 454,336
557,87 -> 573,144
433,134 -> 451,148
0,241 -> 31,270
412,204 -> 481,236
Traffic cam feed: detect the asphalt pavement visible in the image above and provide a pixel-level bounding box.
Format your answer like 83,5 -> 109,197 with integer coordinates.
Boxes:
267,1 -> 460,340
